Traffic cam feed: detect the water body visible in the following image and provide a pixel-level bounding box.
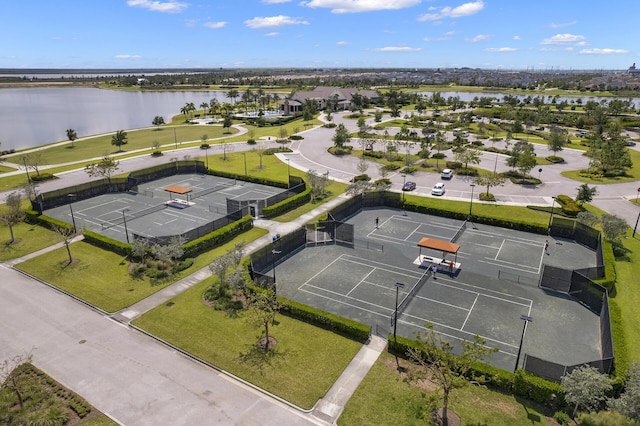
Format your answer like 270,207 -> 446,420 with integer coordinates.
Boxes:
415,91 -> 639,108
0,87 -> 232,150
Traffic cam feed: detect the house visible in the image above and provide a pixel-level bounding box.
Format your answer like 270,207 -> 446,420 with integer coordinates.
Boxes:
280,86 -> 379,116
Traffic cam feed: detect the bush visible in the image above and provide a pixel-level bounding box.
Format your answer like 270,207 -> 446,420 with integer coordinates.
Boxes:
173,258 -> 194,273
513,370 -> 564,404
382,164 -> 401,172
364,150 -> 385,159
290,135 -> 304,140
328,146 -> 353,155
399,167 -> 416,175
264,147 -> 293,155
556,194 -> 583,217
183,215 -> 253,258
247,139 -> 256,145
432,152 -> 446,159
375,178 -> 392,185
546,155 -> 564,163
553,411 -> 571,425
200,143 -> 210,149
151,151 -> 163,157
352,174 -> 371,182
83,230 -> 131,256
479,192 -> 496,201
31,173 -> 56,182
323,122 -> 337,128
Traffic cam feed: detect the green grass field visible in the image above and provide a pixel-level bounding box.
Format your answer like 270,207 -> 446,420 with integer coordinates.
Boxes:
0,222 -> 61,261
132,277 -> 362,409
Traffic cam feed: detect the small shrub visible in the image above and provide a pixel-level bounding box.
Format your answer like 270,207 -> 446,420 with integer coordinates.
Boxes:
264,147 -> 293,155
399,167 -> 417,175
328,146 -> 353,156
151,151 -> 163,157
431,152 -> 446,159
323,122 -> 337,128
174,258 -> 194,273
200,143 -> 210,149
546,155 -> 564,163
479,192 -> 496,201
352,174 -> 371,182
553,411 -> 571,425
31,173 -> 56,182
382,164 -> 401,172
247,139 -> 256,145
375,178 -> 392,185
290,135 -> 304,140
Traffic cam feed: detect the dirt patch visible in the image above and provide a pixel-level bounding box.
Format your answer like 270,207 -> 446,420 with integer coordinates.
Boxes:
257,336 -> 278,350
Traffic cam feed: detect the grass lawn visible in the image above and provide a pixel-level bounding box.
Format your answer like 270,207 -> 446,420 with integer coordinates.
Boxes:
561,148 -> 640,184
3,125 -> 239,166
14,228 -> 268,313
338,352 -> 550,426
0,164 -> 17,173
0,222 -> 60,261
132,277 -> 362,409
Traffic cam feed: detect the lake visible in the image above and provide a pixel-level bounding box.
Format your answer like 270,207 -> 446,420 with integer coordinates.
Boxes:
0,87 -> 233,150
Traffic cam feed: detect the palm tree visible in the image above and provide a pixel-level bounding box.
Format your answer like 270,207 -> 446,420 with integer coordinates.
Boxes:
200,102 -> 209,117
111,130 -> 128,152
226,89 -> 239,105
66,128 -> 78,148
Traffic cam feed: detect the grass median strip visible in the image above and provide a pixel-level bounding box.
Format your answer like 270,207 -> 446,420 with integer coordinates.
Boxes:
132,277 -> 362,409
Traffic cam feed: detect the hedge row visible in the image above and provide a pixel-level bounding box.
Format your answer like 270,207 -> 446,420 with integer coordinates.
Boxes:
261,186 -> 311,218
82,230 -> 131,257
401,200 -> 548,235
279,298 -> 371,342
595,239 -> 616,291
388,335 -> 565,405
206,169 -> 288,189
556,194 -> 582,217
25,209 -> 73,231
183,215 -> 253,258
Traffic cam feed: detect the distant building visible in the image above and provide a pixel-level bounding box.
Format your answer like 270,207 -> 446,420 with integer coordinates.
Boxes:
628,63 -> 640,74
280,86 -> 379,116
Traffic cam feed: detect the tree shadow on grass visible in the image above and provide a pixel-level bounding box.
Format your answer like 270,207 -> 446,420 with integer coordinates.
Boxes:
238,340 -> 293,375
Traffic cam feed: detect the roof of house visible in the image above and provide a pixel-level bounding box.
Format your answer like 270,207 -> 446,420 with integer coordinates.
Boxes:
291,86 -> 378,103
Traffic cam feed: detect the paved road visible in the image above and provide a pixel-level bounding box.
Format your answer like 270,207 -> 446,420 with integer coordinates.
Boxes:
0,264 -> 322,426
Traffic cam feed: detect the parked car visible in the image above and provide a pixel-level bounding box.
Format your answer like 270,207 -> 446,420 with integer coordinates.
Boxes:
627,141 -> 637,147
431,182 -> 446,196
576,131 -> 588,138
402,181 -> 417,191
441,169 -> 453,180
535,126 -> 545,131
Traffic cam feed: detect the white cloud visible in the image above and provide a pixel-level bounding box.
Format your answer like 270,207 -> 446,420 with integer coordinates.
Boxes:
485,47 -> 517,52
184,19 -> 197,27
370,46 -> 424,52
418,0 -> 484,21
465,34 -> 490,43
423,36 -> 451,41
541,33 -> 585,45
204,21 -> 226,29
115,54 -> 142,59
302,0 -> 421,14
549,20 -> 576,29
384,30 -> 395,34
265,32 -> 280,36
336,41 -> 349,45
580,48 -> 628,55
126,0 -> 187,13
244,15 -> 309,28
513,35 -> 521,40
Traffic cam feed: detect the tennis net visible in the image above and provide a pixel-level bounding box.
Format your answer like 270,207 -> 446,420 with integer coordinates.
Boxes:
392,268 -> 431,324
101,204 -> 167,230
450,219 -> 467,243
192,183 -> 234,199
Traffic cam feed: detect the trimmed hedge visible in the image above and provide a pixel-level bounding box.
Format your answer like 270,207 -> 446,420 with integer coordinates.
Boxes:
261,185 -> 312,218
388,334 -> 564,405
280,298 -> 371,342
595,239 -> 616,291
556,194 -> 583,217
25,209 -> 73,231
82,230 -> 131,257
183,215 -> 254,258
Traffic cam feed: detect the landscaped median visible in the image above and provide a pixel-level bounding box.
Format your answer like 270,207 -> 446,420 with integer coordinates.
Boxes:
131,277 -> 363,409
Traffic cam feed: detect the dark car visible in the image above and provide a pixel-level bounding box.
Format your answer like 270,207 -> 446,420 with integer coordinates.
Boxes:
402,181 -> 416,191
627,141 -> 637,147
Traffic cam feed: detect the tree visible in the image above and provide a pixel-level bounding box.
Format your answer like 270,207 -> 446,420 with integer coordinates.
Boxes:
561,365 -> 612,418
600,213 -> 628,242
111,130 -> 128,152
474,174 -> 506,198
130,238 -> 150,261
0,192 -> 25,244
0,352 -> 33,409
516,149 -> 537,177
455,148 -> 481,171
54,225 -> 76,266
407,325 -> 497,426
253,145 -> 267,169
208,242 -> 247,300
24,152 -> 44,177
152,116 -> 165,129
246,290 -> 283,351
226,89 -> 239,105
576,211 -> 599,228
576,183 -> 597,205
66,128 -> 78,148
332,123 -> 350,149
548,126 -> 566,155
609,363 -> 640,422
223,115 -> 233,133
85,154 -> 120,183
200,102 -> 209,116
151,236 -> 185,269
307,170 -> 330,203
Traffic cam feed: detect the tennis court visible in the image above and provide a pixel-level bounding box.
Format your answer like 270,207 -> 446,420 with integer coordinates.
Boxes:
272,207 -> 601,372
43,173 -> 287,243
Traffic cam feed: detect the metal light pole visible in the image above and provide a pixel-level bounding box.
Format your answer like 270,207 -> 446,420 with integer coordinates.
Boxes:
636,187 -> 640,203
538,167 -> 542,181
514,315 -> 533,373
174,127 -> 178,150
67,194 -> 77,234
22,156 -> 32,185
547,196 -> 557,233
393,282 -> 405,341
242,152 -> 247,176
286,158 -> 291,188
401,174 -> 407,216
271,249 -> 282,290
122,208 -> 130,244
633,210 -> 640,238
469,183 -> 476,218
204,146 -> 209,169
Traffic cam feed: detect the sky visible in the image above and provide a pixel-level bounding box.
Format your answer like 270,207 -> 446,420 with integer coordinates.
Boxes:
0,0 -> 637,70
